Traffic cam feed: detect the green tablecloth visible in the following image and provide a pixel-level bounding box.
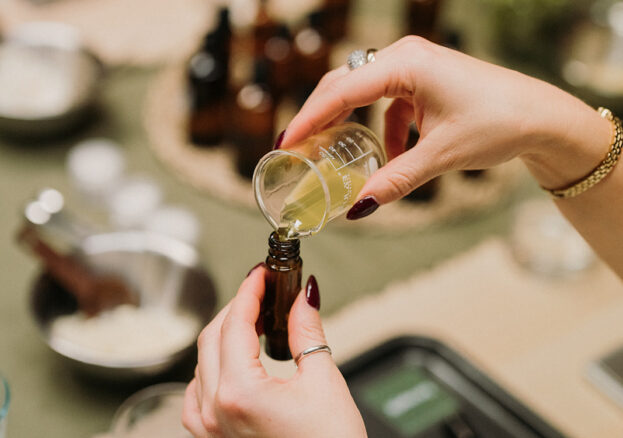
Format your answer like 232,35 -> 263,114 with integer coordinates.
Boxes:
0,63 -> 535,437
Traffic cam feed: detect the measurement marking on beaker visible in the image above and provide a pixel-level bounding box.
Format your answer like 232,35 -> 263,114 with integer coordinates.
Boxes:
334,151 -> 371,170
319,147 -> 341,170
329,146 -> 348,166
319,147 -> 371,171
346,136 -> 365,157
343,146 -> 356,161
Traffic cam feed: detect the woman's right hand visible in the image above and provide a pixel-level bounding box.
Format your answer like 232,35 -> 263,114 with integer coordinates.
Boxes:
281,36 -> 612,216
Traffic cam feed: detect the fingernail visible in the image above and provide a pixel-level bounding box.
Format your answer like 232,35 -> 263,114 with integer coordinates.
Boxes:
346,196 -> 379,220
246,262 -> 265,277
305,275 -> 320,310
273,129 -> 286,150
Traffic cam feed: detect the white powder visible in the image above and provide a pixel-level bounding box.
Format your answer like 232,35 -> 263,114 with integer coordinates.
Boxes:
51,305 -> 200,364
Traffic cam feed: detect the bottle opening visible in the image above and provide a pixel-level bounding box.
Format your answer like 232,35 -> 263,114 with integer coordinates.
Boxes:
268,231 -> 300,259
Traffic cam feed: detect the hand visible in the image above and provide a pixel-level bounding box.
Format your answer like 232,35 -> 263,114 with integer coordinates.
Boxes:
182,266 -> 366,438
281,36 -> 611,217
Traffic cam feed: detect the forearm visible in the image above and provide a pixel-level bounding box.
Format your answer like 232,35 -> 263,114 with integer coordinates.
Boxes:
521,102 -> 623,278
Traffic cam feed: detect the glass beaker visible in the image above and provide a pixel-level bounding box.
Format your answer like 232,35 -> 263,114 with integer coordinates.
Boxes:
0,375 -> 9,438
253,122 -> 387,239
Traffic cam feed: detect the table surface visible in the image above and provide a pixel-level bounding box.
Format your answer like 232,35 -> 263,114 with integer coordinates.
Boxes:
0,65 -> 531,437
315,239 -> 623,438
0,1 -> 615,437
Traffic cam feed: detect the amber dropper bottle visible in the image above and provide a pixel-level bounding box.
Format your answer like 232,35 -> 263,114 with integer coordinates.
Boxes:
263,231 -> 302,360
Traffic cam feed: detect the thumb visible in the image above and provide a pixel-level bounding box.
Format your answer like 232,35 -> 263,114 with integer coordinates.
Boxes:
288,276 -> 333,372
347,136 -> 445,218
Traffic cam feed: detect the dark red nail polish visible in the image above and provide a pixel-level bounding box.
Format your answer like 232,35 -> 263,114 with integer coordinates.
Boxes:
247,262 -> 265,277
305,275 -> 320,310
273,130 -> 285,150
346,196 -> 379,220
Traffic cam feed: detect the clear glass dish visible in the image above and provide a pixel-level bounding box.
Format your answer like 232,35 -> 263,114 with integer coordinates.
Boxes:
110,382 -> 190,438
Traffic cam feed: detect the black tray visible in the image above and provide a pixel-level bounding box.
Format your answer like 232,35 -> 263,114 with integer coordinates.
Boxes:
340,336 -> 565,438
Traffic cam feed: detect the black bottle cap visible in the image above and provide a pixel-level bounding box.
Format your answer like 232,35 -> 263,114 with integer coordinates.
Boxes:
202,7 -> 231,52
307,9 -> 326,31
214,7 -> 232,47
216,7 -> 230,33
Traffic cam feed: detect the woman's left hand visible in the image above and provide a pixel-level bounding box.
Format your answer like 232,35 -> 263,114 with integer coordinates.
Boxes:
182,265 -> 367,438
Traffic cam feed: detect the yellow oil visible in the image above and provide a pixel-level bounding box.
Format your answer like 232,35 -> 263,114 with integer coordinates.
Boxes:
278,159 -> 368,239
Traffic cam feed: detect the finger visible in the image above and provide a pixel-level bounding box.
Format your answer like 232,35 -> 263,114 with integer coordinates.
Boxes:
302,65 -> 350,104
284,66 -> 352,137
197,302 -> 232,410
183,380 -> 210,438
194,365 -> 202,405
288,276 -> 334,375
288,65 -> 351,134
357,134 -> 448,205
384,98 -> 415,160
330,108 -> 355,129
219,266 -> 267,379
283,47 -> 407,147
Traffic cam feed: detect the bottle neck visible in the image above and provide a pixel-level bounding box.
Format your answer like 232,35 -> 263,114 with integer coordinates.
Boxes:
266,232 -> 300,269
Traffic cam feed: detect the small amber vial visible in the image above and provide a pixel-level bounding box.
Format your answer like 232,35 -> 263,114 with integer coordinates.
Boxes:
263,232 -> 302,360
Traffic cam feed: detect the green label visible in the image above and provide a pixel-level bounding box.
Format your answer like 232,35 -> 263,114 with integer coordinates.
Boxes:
359,365 -> 458,436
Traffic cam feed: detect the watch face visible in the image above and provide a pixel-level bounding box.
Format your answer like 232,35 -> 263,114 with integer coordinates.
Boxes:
358,364 -> 458,437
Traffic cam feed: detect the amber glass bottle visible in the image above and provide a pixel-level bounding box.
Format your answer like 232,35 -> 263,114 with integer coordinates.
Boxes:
253,0 -> 280,56
264,24 -> 295,100
188,52 -> 227,145
263,232 -> 302,360
232,59 -> 276,179
188,7 -> 231,146
320,0 -> 351,42
209,7 -> 232,71
293,12 -> 330,107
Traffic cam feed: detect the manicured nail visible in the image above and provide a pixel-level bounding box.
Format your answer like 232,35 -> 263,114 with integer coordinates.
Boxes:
305,275 -> 320,310
246,262 -> 265,277
273,130 -> 286,150
346,196 -> 379,220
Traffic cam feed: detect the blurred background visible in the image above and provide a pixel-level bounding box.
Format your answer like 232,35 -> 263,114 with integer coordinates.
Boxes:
1,0 -> 623,437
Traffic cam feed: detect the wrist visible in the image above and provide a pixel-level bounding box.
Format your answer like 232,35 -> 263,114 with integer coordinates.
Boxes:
520,102 -> 613,191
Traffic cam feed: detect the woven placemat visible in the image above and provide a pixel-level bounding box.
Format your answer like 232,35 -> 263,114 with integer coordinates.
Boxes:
144,65 -> 526,231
